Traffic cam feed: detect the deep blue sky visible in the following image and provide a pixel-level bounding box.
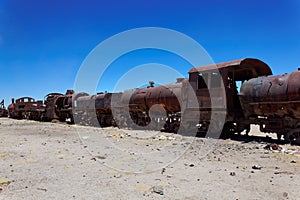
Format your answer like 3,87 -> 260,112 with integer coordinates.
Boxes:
0,0 -> 299,106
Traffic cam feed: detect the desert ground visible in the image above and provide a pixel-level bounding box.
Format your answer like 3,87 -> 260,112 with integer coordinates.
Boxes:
0,118 -> 299,200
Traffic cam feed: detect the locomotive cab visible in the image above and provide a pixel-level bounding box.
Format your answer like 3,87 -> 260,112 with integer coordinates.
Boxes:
187,58 -> 272,135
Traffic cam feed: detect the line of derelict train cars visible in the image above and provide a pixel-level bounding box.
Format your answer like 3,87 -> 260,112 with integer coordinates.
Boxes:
2,58 -> 300,144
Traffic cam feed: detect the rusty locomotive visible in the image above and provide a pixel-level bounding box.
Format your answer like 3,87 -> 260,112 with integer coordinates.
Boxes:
6,58 -> 300,144
0,99 -> 8,117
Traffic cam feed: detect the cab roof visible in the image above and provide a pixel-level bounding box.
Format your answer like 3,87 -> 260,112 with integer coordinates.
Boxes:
189,58 -> 272,81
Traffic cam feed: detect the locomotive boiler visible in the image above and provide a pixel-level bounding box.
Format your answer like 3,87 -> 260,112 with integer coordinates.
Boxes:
240,69 -> 300,143
110,79 -> 188,132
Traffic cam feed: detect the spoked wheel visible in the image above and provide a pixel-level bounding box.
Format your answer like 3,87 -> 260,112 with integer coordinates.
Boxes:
285,128 -> 300,145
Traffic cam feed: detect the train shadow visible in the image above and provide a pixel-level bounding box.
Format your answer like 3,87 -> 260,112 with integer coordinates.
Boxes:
224,134 -> 288,145
194,131 -> 290,145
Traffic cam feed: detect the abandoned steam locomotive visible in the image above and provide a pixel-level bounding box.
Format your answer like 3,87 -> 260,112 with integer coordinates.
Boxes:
6,58 -> 300,144
0,99 -> 8,117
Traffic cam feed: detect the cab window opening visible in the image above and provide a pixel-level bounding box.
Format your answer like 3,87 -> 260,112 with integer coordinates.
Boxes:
198,73 -> 208,89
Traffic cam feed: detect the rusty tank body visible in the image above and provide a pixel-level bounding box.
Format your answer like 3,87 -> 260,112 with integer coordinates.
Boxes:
110,79 -> 187,132
74,92 -> 121,127
8,97 -> 44,120
240,69 -> 300,143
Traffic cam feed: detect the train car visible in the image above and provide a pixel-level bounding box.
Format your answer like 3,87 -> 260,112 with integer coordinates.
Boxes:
0,99 -> 8,117
74,92 -> 122,127
116,79 -> 187,132
5,58 -> 300,145
240,68 -> 300,144
7,97 -> 44,120
74,58 -> 273,136
43,90 -> 88,122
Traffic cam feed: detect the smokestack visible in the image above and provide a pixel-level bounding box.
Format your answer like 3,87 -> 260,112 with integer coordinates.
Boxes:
176,78 -> 185,83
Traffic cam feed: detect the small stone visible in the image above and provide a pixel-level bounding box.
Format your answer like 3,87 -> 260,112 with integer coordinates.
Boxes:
189,164 -> 195,167
230,172 -> 236,176
114,173 -> 122,178
291,160 -> 296,163
252,165 -> 262,170
153,186 -> 164,195
283,192 -> 288,198
96,156 -> 106,160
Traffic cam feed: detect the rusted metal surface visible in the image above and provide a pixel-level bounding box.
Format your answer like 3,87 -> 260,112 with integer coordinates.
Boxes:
44,90 -> 87,122
0,99 -> 8,117
240,69 -> 300,142
189,58 -> 272,80
8,97 -> 44,120
4,58 -> 300,144
126,80 -> 185,131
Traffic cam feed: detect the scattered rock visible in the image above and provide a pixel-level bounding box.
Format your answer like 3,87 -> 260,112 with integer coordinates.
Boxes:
283,192 -> 288,198
264,143 -> 280,150
51,119 -> 59,123
152,186 -> 164,195
252,165 -> 262,170
113,173 -> 122,178
290,160 -> 296,163
0,179 -> 11,186
37,187 -> 47,192
153,135 -> 175,141
95,155 -> 106,159
230,172 -> 236,176
274,171 -> 294,175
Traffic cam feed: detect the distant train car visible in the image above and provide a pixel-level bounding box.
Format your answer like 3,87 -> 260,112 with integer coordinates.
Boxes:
43,90 -> 88,122
8,97 -> 44,120
74,92 -> 121,127
0,99 -> 8,117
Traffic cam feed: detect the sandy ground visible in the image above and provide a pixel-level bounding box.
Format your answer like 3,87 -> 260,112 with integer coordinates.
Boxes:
0,118 -> 299,200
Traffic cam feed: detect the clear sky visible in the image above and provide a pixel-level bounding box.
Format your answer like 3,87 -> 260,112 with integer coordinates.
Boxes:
0,0 -> 299,106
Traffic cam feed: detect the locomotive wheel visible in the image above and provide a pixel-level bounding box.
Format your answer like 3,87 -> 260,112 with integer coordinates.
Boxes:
222,122 -> 236,136
285,128 -> 300,145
